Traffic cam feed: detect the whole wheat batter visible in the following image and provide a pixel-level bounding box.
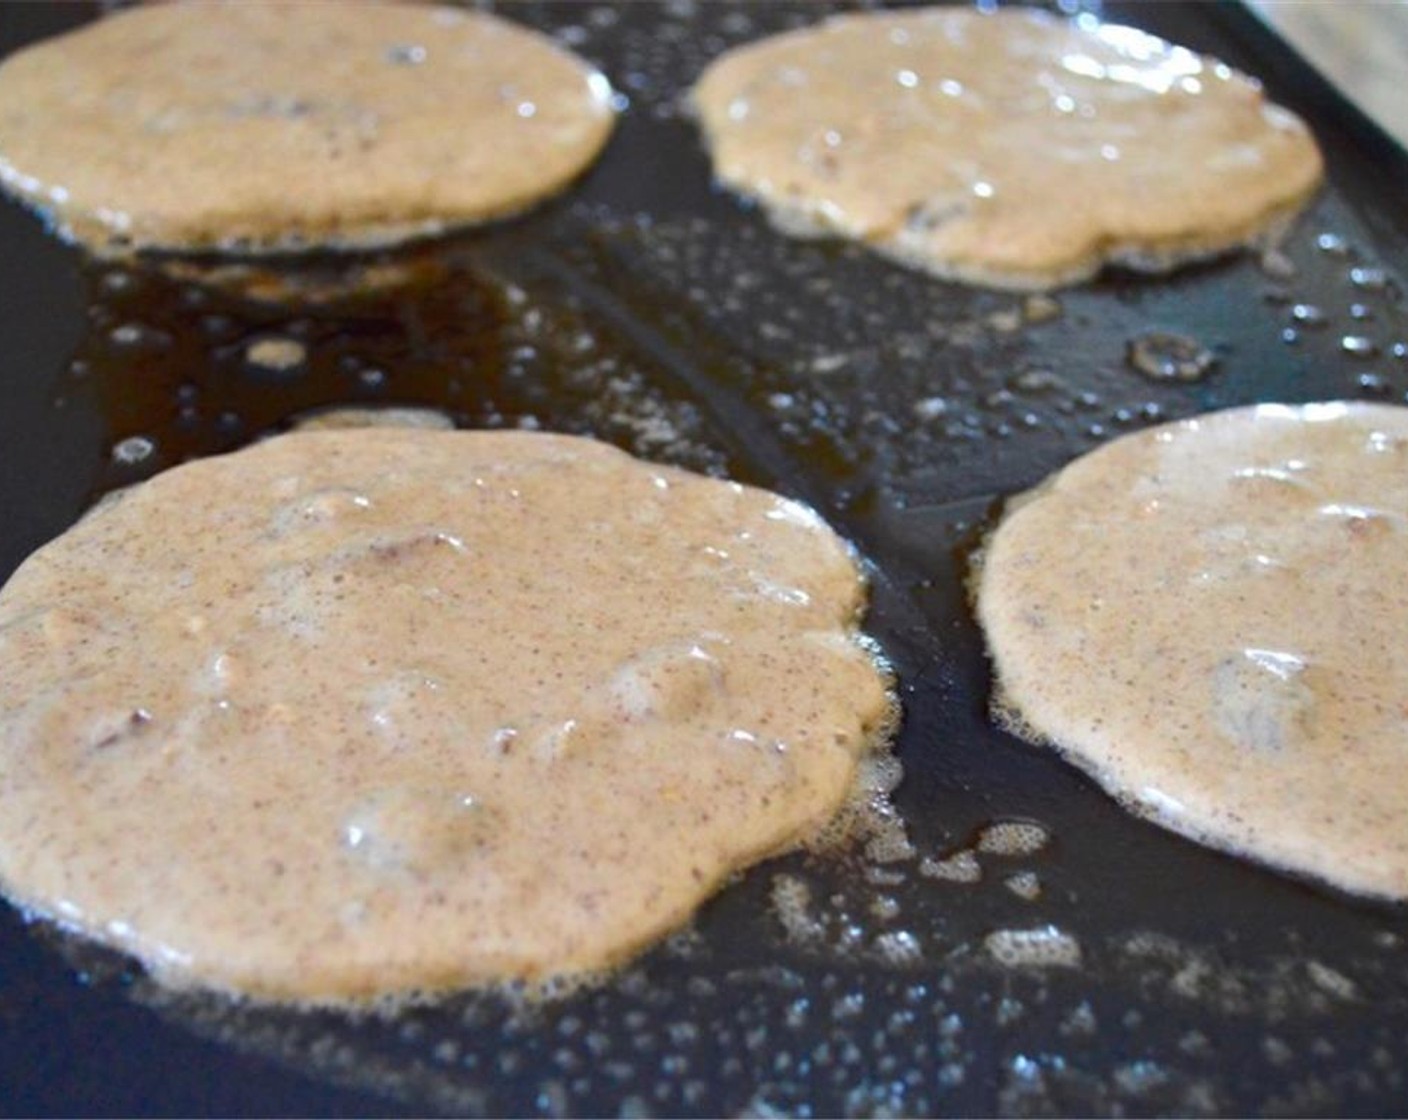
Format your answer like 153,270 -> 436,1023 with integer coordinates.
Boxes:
977,402 -> 1408,898
691,7 -> 1323,290
0,430 -> 893,1002
0,1 -> 616,253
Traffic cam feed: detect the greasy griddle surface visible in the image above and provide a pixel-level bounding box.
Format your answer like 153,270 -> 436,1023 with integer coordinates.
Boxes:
1,2 -> 1407,1115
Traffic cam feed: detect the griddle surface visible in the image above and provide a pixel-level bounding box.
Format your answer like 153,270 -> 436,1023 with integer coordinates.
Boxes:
0,2 -> 1406,1115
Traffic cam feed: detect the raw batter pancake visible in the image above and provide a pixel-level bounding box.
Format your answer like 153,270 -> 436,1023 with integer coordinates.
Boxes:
0,1 -> 615,253
691,8 -> 1322,290
0,430 -> 893,1002
977,402 -> 1408,898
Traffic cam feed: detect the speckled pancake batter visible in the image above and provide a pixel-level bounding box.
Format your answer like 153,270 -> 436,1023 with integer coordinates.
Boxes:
0,430 -> 893,1002
0,1 -> 615,253
691,8 -> 1322,290
977,402 -> 1408,898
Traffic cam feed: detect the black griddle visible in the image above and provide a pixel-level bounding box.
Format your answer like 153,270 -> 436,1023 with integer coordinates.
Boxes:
1,2 -> 1407,1115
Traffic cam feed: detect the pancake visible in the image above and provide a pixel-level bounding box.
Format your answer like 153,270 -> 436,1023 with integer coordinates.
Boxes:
690,7 -> 1323,290
291,405 -> 455,432
976,402 -> 1408,898
0,430 -> 893,1002
0,1 -> 615,254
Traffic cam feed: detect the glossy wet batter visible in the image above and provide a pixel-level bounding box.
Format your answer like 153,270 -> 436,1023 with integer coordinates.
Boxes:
0,430 -> 893,1002
977,402 -> 1408,898
0,1 -> 615,253
691,7 -> 1322,290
